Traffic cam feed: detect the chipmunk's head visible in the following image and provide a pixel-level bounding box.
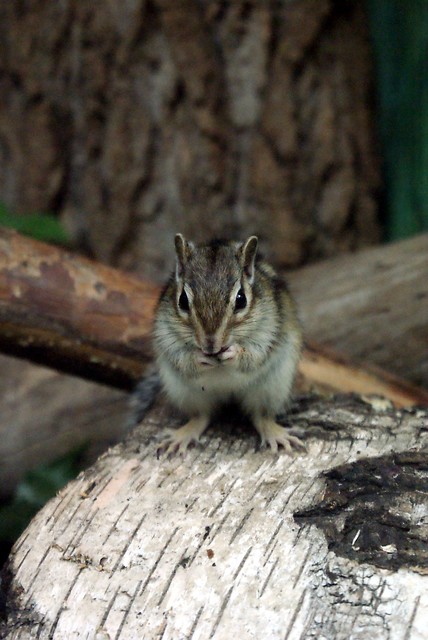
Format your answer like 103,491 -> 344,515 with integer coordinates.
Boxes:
173,234 -> 258,355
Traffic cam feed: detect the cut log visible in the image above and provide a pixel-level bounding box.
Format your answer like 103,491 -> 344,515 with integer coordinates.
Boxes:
0,229 -> 427,496
2,395 -> 428,639
0,231 -> 428,495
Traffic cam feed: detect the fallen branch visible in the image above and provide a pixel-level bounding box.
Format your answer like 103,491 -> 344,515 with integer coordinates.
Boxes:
0,228 -> 158,388
300,342 -> 428,408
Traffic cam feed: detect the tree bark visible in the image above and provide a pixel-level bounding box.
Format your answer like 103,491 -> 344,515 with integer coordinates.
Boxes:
2,395 -> 428,639
0,0 -> 381,280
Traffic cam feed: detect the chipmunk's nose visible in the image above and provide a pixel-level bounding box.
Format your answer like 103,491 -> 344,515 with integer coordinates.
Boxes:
202,335 -> 228,356
202,337 -> 217,355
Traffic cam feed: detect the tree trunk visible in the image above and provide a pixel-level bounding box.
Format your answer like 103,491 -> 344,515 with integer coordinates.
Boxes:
2,395 -> 428,639
0,0 -> 380,281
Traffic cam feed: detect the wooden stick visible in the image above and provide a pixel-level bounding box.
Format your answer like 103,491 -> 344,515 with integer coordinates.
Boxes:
300,342 -> 428,408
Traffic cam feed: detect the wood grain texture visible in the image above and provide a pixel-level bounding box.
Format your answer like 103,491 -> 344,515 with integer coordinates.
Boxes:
3,396 -> 428,639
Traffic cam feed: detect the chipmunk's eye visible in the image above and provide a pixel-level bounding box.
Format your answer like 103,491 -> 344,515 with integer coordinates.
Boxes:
234,288 -> 247,312
178,290 -> 190,312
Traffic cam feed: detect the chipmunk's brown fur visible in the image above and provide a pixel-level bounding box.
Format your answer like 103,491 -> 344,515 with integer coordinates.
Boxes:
153,234 -> 304,454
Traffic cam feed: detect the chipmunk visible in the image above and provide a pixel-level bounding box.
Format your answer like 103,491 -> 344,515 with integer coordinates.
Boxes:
143,233 -> 305,456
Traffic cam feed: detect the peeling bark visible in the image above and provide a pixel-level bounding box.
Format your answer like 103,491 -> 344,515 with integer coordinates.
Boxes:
2,395 -> 428,639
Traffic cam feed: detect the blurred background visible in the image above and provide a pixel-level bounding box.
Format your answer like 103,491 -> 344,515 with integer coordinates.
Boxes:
0,0 -> 427,561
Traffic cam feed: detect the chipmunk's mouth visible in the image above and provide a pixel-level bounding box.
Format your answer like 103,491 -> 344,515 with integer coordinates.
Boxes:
202,345 -> 230,357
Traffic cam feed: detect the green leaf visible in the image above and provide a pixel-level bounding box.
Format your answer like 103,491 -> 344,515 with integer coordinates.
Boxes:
0,202 -> 70,244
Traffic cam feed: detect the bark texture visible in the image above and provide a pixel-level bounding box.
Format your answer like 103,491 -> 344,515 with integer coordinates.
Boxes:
2,395 -> 428,639
0,0 -> 380,281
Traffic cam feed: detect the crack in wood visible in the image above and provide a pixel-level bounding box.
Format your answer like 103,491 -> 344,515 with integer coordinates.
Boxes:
204,512 -> 230,547
229,508 -> 254,545
101,503 -> 129,546
13,544 -> 30,573
114,579 -> 143,640
259,556 -> 279,599
156,547 -> 189,607
112,513 -> 147,572
263,519 -> 284,561
404,596 -> 421,640
46,567 -> 84,639
233,546 -> 252,581
64,505 -> 99,555
139,527 -> 179,598
283,587 -> 308,640
206,478 -> 238,518
98,585 -> 121,632
23,546 -> 53,611
186,604 -> 204,640
209,585 -> 234,639
292,545 -> 313,590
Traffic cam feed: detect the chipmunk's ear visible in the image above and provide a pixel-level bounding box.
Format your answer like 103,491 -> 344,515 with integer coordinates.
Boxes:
240,235 -> 258,283
174,233 -> 193,279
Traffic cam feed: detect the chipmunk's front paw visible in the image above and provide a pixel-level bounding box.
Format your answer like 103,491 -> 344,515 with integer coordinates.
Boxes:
157,417 -> 209,457
254,418 -> 307,455
218,344 -> 242,362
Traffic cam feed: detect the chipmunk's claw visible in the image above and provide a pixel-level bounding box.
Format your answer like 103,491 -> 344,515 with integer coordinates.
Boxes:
255,418 -> 307,455
157,417 -> 209,458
